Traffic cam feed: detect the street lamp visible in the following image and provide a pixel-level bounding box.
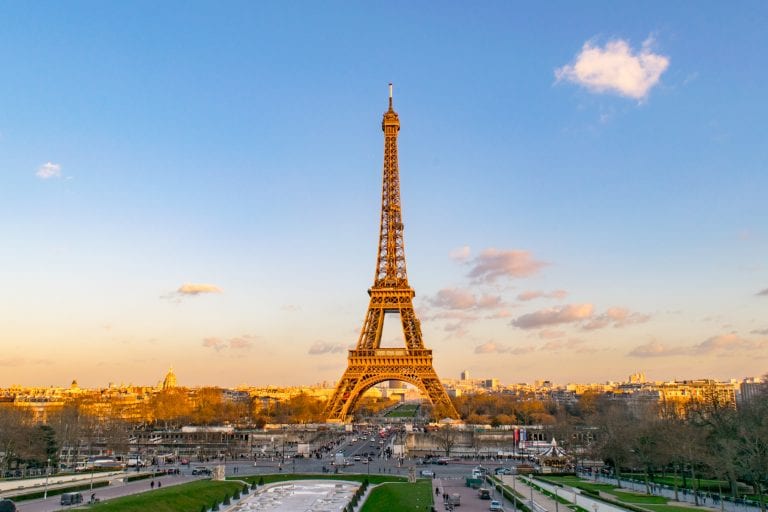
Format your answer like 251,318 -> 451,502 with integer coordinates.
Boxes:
554,487 -> 559,512
43,458 -> 51,500
529,477 -> 534,506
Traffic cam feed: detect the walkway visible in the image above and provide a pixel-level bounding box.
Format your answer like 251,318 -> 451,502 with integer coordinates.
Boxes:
577,472 -> 763,512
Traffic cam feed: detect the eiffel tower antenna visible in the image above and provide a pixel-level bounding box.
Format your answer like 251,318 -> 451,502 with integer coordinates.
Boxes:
324,85 -> 460,422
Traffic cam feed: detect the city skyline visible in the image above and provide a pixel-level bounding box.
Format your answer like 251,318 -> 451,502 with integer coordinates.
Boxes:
1,3 -> 767,387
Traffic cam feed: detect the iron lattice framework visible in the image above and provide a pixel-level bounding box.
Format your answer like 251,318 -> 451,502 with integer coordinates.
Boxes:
324,86 -> 460,422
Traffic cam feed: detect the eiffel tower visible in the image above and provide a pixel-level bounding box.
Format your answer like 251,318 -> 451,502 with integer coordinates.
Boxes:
324,85 -> 460,422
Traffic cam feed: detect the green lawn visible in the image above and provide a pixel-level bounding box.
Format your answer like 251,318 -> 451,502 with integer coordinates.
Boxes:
539,475 -> 716,512
386,404 -> 420,418
78,480 -> 243,512
360,479 -> 433,512
541,475 -> 616,494
611,490 -> 668,504
644,505 -> 711,512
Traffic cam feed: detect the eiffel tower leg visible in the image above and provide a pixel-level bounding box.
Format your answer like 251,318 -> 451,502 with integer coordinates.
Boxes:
324,366 -> 363,422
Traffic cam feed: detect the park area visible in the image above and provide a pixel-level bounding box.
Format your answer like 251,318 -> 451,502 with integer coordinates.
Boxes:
72,474 -> 431,512
538,475 -> 738,512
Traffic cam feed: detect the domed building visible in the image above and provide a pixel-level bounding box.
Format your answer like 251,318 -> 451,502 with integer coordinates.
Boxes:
162,367 -> 177,390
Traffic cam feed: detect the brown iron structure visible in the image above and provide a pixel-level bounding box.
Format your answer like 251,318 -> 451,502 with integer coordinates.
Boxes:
324,85 -> 460,422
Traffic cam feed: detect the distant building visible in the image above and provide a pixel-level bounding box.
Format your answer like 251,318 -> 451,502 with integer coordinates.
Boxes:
460,370 -> 470,381
162,368 -> 178,390
738,377 -> 765,405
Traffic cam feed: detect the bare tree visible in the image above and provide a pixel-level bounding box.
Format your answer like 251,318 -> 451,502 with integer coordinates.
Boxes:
432,425 -> 459,458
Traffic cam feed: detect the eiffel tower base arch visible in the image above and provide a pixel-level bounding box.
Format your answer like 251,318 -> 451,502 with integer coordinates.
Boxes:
324,348 -> 459,422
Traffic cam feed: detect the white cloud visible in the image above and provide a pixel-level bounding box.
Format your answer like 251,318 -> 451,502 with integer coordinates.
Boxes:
202,334 -> 257,352
583,307 -> 651,330
428,288 -> 504,312
178,283 -> 222,295
308,341 -> 349,355
517,289 -> 568,302
512,303 -> 594,329
756,287 -> 768,296
628,333 -> 767,358
430,288 -> 477,310
555,36 -> 669,100
36,162 -> 61,179
449,245 -> 471,262
467,248 -> 547,283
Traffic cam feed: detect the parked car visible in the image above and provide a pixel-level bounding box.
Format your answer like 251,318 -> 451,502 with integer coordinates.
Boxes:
192,466 -> 212,476
420,469 -> 434,477
490,500 -> 504,511
0,499 -> 17,512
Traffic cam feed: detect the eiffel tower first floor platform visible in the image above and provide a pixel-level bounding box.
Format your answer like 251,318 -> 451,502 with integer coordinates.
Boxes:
324,348 -> 461,422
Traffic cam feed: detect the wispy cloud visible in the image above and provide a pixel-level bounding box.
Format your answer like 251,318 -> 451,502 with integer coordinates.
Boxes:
538,329 -> 566,339
202,334 -> 257,352
628,333 -> 767,358
429,288 -> 504,311
555,36 -> 669,100
308,341 -> 349,355
36,162 -> 62,179
474,342 -> 535,355
430,288 -> 477,310
756,288 -> 768,296
281,304 -> 301,312
467,248 -> 547,283
540,339 -> 595,353
583,307 -> 651,330
449,245 -> 471,262
627,340 -> 687,358
517,289 -> 568,302
690,333 -> 766,355
178,283 -> 222,295
512,303 -> 594,329
164,283 -> 222,302
750,328 -> 768,335
512,304 -> 650,331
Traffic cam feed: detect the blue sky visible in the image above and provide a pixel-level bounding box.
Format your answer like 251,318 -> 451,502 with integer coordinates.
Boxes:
1,2 -> 766,387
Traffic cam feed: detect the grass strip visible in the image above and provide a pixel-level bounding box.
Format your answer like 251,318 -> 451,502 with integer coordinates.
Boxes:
78,480 -> 243,512
360,479 -> 433,512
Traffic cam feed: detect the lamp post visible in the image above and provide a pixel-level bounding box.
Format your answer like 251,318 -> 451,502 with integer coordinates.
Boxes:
555,487 -> 559,512
511,475 -> 517,512
529,477 -> 534,506
43,458 -> 51,499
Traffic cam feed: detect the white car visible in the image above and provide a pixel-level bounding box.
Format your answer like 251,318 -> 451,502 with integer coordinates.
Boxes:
420,469 -> 434,477
489,500 -> 504,511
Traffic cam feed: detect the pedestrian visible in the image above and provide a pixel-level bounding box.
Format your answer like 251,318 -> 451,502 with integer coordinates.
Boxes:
158,481 -> 162,488
151,480 -> 155,489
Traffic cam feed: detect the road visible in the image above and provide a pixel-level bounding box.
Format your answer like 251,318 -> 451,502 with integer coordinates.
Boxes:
5,427 -> 525,511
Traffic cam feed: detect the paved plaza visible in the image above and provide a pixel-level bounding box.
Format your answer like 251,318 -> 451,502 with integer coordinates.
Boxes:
230,480 -> 359,512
